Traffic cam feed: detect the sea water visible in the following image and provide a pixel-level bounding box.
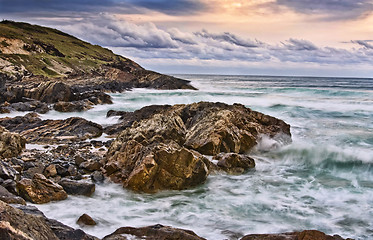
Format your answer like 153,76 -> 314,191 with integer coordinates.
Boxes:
14,75 -> 373,239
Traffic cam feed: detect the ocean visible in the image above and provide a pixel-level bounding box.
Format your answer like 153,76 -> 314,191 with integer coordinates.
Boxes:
18,75 -> 373,239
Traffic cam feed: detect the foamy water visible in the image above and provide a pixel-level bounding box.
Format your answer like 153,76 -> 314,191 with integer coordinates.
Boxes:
12,74 -> 373,239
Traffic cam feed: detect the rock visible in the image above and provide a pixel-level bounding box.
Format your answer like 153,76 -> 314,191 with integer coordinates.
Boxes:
0,114 -> 103,144
58,179 -> 95,196
240,230 -> 350,240
80,161 -> 102,172
105,102 -> 291,192
44,164 -> 57,178
103,224 -> 206,240
2,179 -> 17,195
106,141 -> 210,192
6,100 -> 49,113
0,126 -> 26,158
22,162 -> 45,179
0,185 -> 26,205
77,214 -> 97,226
54,101 -> 93,112
16,173 -> 67,204
0,200 -> 59,240
91,171 -> 105,182
27,81 -> 73,103
75,155 -> 86,166
14,204 -> 99,240
0,161 -> 18,180
213,153 -> 255,174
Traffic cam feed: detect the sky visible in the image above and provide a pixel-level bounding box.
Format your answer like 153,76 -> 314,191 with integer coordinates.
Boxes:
0,0 -> 373,77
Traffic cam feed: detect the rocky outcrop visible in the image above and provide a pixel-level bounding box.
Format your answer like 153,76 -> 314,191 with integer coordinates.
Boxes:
240,230 -> 350,240
0,113 -> 103,144
0,185 -> 26,205
0,126 -> 26,158
77,214 -> 97,226
0,200 -> 59,240
104,102 -> 291,192
213,153 -> 255,174
0,100 -> 49,113
16,173 -> 67,203
103,224 -> 206,240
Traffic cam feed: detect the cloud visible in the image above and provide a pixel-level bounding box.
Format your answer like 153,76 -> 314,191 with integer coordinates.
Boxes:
351,40 -> 373,50
54,16 -> 372,67
276,0 -> 373,20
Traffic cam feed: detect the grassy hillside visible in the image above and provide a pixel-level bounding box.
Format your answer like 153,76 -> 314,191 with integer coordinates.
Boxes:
0,20 -> 142,78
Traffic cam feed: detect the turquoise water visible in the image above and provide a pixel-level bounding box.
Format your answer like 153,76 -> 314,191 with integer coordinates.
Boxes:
29,75 -> 373,239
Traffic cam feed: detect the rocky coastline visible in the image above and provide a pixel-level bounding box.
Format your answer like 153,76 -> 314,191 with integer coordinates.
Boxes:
0,21 -> 353,240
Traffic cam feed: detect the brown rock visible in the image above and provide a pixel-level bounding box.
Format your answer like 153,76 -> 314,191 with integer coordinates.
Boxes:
54,101 -> 93,112
103,224 -> 206,240
0,185 -> 26,205
27,81 -> 73,103
0,126 -> 26,158
0,200 -> 59,240
213,153 -> 255,174
77,214 -> 97,226
16,173 -> 67,204
0,114 -> 103,144
43,164 -> 57,178
240,230 -> 350,240
80,161 -> 102,172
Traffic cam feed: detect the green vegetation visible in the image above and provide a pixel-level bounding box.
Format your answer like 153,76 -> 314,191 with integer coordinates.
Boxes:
0,20 -> 138,78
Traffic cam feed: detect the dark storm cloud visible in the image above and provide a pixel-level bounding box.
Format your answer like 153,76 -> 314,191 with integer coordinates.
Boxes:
0,0 -> 206,15
276,0 -> 373,20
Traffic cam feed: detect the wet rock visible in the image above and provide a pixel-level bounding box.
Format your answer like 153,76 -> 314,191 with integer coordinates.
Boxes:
0,200 -> 59,240
6,100 -> 49,113
103,224 -> 206,240
91,171 -> 105,183
54,100 -> 93,112
2,179 -> 17,195
80,161 -> 102,172
213,153 -> 255,174
105,102 -> 291,192
240,230 -> 350,240
14,204 -> 99,240
0,185 -> 26,205
27,81 -> 73,103
0,114 -> 103,144
74,155 -> 86,166
77,214 -> 97,226
106,141 -> 210,192
44,164 -> 57,178
22,162 -> 45,179
58,179 -> 95,196
16,173 -> 67,203
0,161 -> 18,180
0,126 -> 26,158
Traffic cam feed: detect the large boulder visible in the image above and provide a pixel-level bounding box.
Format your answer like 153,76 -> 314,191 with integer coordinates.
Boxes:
240,230 -> 349,240
0,113 -> 103,144
26,81 -> 73,103
103,224 -> 206,240
58,179 -> 95,196
0,200 -> 59,240
105,102 -> 291,192
0,126 -> 26,158
0,185 -> 26,205
16,173 -> 67,204
213,153 -> 255,174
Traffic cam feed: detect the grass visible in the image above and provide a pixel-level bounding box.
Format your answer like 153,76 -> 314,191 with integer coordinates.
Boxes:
0,20 -> 137,78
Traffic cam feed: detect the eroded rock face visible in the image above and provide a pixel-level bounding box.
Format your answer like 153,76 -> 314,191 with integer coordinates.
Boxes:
16,173 -> 67,204
103,224 -> 206,240
0,126 -> 26,158
105,102 -> 291,192
0,200 -> 59,240
0,113 -> 103,144
58,179 -> 95,197
240,230 -> 350,240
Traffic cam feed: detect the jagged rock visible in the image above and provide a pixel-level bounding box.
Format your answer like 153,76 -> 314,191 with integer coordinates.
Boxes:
0,126 -> 26,158
0,200 -> 59,240
14,204 -> 99,240
213,153 -> 255,174
54,100 -> 93,112
2,179 -> 17,195
0,161 -> 19,180
77,214 -> 96,226
58,179 -> 95,196
105,102 -> 291,192
240,230 -> 350,240
27,81 -> 73,103
80,161 -> 102,172
0,185 -> 26,205
1,100 -> 49,113
91,171 -> 105,183
44,164 -> 57,178
0,113 -> 103,144
16,173 -> 67,203
103,224 -> 206,240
